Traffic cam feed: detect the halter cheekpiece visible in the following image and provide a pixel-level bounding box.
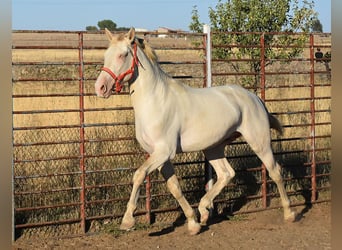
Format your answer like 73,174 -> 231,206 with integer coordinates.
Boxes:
101,42 -> 139,93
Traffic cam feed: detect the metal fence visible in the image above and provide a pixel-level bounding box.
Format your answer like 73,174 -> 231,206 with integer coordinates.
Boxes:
12,30 -> 331,238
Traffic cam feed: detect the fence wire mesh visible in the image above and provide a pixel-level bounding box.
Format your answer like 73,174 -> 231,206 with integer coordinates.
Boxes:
12,30 -> 331,238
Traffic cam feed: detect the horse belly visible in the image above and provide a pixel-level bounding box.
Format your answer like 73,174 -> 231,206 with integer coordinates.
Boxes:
179,90 -> 241,152
179,113 -> 239,152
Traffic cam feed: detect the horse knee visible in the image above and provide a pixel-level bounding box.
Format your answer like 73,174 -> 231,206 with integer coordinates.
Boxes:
215,171 -> 233,188
209,158 -> 235,186
133,168 -> 147,184
228,168 -> 235,179
167,175 -> 183,200
222,168 -> 235,185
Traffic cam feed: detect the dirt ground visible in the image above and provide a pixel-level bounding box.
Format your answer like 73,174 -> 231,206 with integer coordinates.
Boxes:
13,202 -> 331,250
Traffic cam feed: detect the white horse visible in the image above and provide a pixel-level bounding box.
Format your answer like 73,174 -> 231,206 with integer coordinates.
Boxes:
95,28 -> 296,235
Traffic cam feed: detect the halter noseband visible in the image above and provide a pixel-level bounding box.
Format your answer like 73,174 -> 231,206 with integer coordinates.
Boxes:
101,42 -> 139,93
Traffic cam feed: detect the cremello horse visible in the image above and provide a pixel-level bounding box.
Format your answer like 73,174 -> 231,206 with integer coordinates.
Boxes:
95,28 -> 296,235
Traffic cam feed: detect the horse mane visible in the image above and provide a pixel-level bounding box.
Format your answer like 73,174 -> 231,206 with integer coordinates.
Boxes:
135,37 -> 158,63
113,31 -> 158,64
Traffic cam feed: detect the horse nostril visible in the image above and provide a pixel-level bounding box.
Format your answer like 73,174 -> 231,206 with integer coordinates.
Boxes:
101,84 -> 107,93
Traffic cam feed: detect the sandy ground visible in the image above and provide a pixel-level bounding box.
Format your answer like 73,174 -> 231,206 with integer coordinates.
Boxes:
13,202 -> 331,250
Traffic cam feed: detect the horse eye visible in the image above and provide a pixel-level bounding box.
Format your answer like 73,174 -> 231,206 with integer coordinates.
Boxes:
119,51 -> 128,60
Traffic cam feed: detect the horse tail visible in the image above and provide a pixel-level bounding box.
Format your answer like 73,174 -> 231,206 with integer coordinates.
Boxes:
257,96 -> 283,135
268,113 -> 283,136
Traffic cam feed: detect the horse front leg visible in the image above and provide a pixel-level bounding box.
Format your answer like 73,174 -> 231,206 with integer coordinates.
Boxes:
160,161 -> 201,235
120,167 -> 146,231
198,157 -> 235,225
120,152 -> 169,231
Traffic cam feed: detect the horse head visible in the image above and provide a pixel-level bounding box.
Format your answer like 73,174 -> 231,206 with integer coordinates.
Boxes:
95,28 -> 139,98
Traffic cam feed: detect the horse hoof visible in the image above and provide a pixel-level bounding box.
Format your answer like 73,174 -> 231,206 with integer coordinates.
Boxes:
120,220 -> 135,231
200,214 -> 209,226
284,210 -> 297,222
120,224 -> 135,231
188,221 -> 201,235
198,206 -> 209,226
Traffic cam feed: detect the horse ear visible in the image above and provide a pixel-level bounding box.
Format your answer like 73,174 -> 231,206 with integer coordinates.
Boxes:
105,28 -> 113,41
127,27 -> 136,43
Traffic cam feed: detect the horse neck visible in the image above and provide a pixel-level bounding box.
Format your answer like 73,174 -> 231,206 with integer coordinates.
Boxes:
130,47 -> 170,103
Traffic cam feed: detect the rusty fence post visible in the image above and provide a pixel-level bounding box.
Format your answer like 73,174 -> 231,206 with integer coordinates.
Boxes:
78,32 -> 86,233
309,34 -> 317,202
260,33 -> 267,209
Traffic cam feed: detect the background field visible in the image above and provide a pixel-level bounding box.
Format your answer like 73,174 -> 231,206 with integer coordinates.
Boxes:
12,31 -> 331,238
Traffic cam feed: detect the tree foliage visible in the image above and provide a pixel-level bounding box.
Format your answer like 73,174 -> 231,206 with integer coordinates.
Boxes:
85,20 -> 129,31
189,6 -> 202,33
189,0 -> 317,88
97,19 -> 117,31
86,26 -> 98,31
311,18 -> 323,32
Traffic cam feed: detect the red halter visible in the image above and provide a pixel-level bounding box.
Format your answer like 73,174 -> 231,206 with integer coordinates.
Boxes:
101,42 -> 139,93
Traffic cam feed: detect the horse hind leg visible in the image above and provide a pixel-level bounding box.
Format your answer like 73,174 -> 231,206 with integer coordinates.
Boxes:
261,150 -> 296,221
243,131 -> 296,222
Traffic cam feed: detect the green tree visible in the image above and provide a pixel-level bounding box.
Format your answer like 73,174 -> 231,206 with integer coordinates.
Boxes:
189,5 -> 203,33
86,26 -> 98,31
97,19 -> 117,31
311,18 -> 323,32
86,20 -> 129,31
190,0 -> 317,88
